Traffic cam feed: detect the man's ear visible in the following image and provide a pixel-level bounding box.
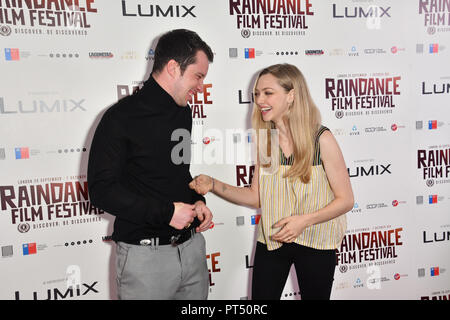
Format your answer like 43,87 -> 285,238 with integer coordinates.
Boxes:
166,59 -> 180,78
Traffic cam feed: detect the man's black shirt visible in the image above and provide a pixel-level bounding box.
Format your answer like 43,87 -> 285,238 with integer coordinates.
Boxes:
88,75 -> 205,243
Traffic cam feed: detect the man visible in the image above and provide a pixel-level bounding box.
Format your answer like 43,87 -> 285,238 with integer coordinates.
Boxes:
87,29 -> 214,300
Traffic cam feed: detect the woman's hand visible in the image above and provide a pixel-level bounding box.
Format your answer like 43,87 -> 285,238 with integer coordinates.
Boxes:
271,215 -> 311,243
189,174 -> 214,195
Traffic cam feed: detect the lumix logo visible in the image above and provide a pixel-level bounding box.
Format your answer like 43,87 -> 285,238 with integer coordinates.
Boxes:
332,4 -> 391,18
348,164 -> 392,178
15,281 -> 99,300
423,230 -> 450,244
0,97 -> 86,114
121,1 -> 196,18
422,81 -> 450,95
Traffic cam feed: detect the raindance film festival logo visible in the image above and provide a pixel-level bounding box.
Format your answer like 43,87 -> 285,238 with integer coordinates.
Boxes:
417,146 -> 450,187
0,0 -> 98,37
419,0 -> 450,35
336,226 -> 404,272
229,0 -> 314,38
325,73 -> 401,119
0,177 -> 104,233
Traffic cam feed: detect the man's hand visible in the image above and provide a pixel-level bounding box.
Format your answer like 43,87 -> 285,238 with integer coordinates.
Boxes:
169,202 -> 196,230
194,201 -> 213,233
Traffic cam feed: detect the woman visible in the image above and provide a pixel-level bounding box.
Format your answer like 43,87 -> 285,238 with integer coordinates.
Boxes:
189,64 -> 354,300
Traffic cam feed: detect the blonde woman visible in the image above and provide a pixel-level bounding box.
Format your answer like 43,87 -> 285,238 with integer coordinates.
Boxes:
189,64 -> 354,300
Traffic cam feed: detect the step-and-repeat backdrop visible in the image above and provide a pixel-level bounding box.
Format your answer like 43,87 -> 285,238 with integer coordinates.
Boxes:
1,0 -> 449,300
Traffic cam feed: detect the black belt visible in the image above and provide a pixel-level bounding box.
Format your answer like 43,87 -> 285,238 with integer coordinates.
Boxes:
125,228 -> 196,246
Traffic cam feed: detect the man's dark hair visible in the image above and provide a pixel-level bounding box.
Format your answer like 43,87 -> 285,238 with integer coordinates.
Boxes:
152,29 -> 214,75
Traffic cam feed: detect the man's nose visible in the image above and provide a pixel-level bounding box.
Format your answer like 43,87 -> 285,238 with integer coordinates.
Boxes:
196,81 -> 204,93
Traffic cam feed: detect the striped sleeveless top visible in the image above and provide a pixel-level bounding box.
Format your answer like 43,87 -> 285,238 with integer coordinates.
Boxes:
257,126 -> 347,251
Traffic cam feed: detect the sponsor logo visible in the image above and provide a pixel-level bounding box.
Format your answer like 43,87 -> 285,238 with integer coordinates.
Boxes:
15,281 -> 99,300
244,48 -> 255,59
4,48 -> 19,60
88,52 -> 113,59
0,0 -> 98,36
325,74 -> 401,119
22,242 -> 37,255
15,147 -> 29,159
251,214 -> 261,225
419,0 -> 450,34
417,147 -> 450,187
229,0 -> 313,37
348,163 -> 391,178
0,97 -> 86,114
121,1 -> 196,18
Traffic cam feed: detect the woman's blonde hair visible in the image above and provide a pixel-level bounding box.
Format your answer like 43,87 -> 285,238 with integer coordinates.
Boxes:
251,64 -> 322,183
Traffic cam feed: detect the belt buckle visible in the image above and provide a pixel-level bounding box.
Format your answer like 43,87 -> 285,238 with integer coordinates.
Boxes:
170,234 -> 181,246
139,239 -> 152,246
